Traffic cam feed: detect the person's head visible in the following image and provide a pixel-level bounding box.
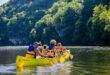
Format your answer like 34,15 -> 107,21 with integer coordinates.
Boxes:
43,45 -> 47,49
57,43 -> 62,46
33,42 -> 40,48
50,39 -> 56,45
38,41 -> 42,46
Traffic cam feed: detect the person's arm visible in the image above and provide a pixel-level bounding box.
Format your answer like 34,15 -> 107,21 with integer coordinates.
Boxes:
54,47 -> 59,57
35,47 -> 49,57
34,48 -> 40,55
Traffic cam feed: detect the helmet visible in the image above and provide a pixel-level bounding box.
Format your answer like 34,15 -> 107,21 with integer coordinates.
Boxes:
50,40 -> 56,45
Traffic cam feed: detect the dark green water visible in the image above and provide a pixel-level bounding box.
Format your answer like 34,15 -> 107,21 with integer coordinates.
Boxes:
0,46 -> 110,75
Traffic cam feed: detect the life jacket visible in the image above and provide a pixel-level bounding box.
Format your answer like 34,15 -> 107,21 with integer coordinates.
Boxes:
47,49 -> 55,56
48,44 -> 54,50
56,46 -> 64,55
57,46 -> 63,51
41,48 -> 47,55
28,44 -> 35,51
26,45 -> 36,58
26,51 -> 35,58
47,44 -> 55,56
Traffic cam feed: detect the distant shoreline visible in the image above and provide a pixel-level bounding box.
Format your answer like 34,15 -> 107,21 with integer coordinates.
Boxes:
0,46 -> 110,51
0,46 -> 110,48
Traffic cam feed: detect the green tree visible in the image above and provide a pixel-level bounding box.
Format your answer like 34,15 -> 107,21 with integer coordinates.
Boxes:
89,4 -> 110,45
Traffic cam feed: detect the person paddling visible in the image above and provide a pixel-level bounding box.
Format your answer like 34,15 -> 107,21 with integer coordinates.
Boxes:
41,45 -> 48,55
47,40 -> 57,58
26,42 -> 41,58
56,43 -> 64,55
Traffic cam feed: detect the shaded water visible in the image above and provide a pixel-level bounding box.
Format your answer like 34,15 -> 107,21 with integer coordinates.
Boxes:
0,46 -> 110,75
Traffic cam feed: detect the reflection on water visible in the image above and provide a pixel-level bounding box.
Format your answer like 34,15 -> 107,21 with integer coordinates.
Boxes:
0,62 -> 73,75
16,61 -> 73,75
0,46 -> 110,75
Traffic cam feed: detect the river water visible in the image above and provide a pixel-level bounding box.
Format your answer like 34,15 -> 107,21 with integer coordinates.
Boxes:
0,46 -> 110,75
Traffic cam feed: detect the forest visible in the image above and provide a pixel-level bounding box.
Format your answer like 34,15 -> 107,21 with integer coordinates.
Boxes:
0,0 -> 110,46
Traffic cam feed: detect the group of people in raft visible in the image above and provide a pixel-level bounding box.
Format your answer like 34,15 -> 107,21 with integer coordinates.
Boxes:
26,40 -> 65,59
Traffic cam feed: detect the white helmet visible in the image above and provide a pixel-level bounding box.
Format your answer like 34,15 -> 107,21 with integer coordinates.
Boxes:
50,39 -> 56,45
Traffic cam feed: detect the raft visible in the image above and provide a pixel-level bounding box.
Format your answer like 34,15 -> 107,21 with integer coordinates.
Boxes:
16,50 -> 72,67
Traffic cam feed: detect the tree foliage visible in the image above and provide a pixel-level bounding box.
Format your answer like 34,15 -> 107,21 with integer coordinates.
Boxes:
0,0 -> 110,46
89,4 -> 110,45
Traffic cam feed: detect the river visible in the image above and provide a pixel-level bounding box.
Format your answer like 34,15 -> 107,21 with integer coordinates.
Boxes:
0,46 -> 110,75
